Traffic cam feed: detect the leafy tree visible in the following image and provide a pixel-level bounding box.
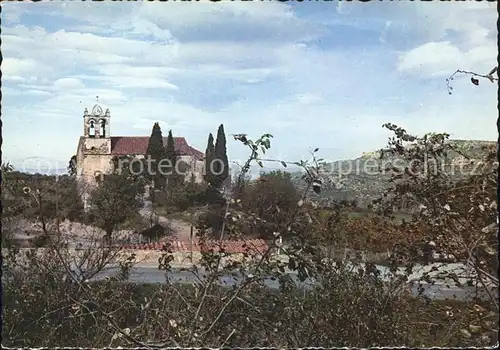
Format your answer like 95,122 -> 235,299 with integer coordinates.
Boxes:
110,155 -> 145,179
239,170 -> 301,239
54,175 -> 85,222
213,124 -> 229,189
204,133 -> 215,185
160,181 -> 209,212
146,122 -> 167,189
89,157 -> 145,245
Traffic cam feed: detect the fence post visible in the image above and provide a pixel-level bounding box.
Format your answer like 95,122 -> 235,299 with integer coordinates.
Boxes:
190,225 -> 194,263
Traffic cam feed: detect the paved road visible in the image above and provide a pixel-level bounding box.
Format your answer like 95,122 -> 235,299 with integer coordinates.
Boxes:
107,196 -> 498,301
86,264 -> 497,302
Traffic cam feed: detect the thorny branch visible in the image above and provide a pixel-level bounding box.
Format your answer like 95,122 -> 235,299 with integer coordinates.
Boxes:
446,67 -> 498,94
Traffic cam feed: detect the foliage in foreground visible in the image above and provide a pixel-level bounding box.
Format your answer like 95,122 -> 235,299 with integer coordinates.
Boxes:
1,119 -> 498,347
2,248 -> 497,348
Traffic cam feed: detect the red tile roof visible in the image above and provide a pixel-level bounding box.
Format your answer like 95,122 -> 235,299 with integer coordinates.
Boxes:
110,136 -> 204,160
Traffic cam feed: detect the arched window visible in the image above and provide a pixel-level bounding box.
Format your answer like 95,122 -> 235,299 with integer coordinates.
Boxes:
89,120 -> 96,138
99,119 -> 106,138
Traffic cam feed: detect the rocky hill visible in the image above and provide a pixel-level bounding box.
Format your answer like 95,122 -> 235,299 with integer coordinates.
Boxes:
290,140 -> 496,207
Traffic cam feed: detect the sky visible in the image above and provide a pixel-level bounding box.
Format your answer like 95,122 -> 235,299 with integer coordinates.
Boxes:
1,0 -> 498,175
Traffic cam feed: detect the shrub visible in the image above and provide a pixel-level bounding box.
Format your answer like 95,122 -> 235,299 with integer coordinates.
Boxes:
155,181 -> 209,212
2,248 -> 497,347
240,170 -> 301,238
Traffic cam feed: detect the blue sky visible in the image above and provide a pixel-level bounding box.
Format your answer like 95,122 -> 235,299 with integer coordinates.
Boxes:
1,1 -> 497,175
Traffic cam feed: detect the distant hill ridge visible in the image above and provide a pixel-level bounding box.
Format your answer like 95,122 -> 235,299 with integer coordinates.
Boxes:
290,139 -> 496,207
359,139 -> 495,160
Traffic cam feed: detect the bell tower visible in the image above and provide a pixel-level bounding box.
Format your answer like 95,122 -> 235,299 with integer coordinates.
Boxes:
82,100 -> 111,155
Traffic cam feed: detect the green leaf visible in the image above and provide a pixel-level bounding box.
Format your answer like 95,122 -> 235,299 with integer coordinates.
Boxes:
257,161 -> 264,168
280,161 -> 287,168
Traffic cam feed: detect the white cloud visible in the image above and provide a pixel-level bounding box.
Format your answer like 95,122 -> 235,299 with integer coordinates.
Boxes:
1,57 -> 40,76
392,2 -> 496,77
54,78 -> 86,91
3,87 -> 52,98
398,42 -> 463,75
398,40 -> 496,78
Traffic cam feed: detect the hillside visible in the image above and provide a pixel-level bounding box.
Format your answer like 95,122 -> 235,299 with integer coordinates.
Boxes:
290,140 -> 496,207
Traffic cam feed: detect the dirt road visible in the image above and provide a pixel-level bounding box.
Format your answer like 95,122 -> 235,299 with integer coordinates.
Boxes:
139,199 -> 194,241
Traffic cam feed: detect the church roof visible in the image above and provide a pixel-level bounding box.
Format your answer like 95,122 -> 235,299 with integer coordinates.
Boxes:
110,136 -> 204,160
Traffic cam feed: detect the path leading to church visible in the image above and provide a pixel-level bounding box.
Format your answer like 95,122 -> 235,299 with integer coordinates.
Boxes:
139,195 -> 193,242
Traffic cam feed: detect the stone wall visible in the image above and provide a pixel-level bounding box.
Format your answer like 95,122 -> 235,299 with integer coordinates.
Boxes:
82,137 -> 111,155
179,155 -> 204,183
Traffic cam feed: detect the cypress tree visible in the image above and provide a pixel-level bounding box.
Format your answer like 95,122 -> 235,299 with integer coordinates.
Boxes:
164,130 -> 181,187
204,133 -> 215,185
146,122 -> 167,188
213,124 -> 229,188
146,122 -> 164,158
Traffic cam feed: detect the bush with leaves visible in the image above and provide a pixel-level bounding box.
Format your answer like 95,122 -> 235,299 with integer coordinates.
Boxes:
238,170 -> 301,238
2,245 -> 136,347
374,123 -> 498,311
155,180 -> 209,213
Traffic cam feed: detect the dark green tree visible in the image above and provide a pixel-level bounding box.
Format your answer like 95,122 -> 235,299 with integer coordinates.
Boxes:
241,170 -> 300,238
213,124 -> 229,189
146,122 -> 167,189
164,130 -> 184,188
202,125 -> 229,233
146,122 -> 164,156
204,133 -> 215,185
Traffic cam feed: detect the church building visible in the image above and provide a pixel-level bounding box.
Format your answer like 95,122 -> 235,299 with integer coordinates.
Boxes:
75,104 -> 205,206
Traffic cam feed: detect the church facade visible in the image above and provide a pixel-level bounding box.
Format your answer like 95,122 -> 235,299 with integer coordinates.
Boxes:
75,104 -> 205,206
